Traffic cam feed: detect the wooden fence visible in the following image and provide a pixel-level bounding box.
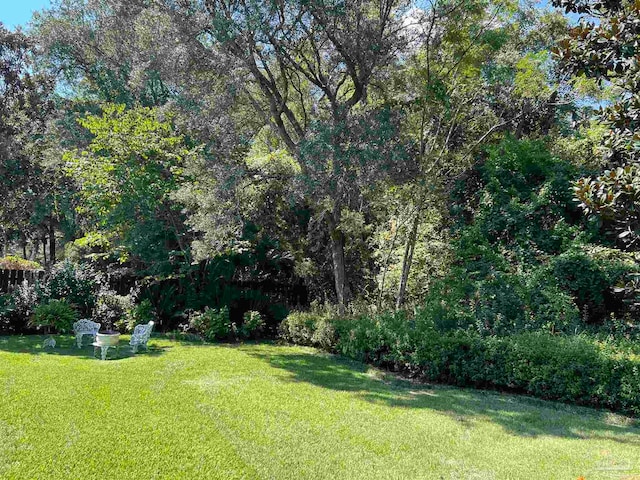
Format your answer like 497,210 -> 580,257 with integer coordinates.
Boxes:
0,269 -> 44,293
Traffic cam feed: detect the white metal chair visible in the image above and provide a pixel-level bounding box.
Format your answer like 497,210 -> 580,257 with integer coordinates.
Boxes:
73,319 -> 101,348
130,321 -> 154,354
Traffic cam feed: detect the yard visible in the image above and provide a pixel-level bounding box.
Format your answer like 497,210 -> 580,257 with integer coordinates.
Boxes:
0,336 -> 639,479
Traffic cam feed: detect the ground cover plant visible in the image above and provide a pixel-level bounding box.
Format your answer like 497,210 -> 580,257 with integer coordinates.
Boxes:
1,336 -> 639,479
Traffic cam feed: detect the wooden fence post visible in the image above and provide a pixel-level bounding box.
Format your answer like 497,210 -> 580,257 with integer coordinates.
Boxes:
0,268 -> 44,294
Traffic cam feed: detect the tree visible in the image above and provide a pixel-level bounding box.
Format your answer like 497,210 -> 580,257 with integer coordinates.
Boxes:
156,0 -> 416,311
0,24 -> 61,263
378,2 -> 568,307
553,0 -> 640,249
33,0 -> 260,263
33,0 -> 171,107
63,104 -> 200,271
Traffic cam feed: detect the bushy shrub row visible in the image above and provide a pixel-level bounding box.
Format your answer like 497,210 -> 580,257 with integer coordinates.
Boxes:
280,311 -> 640,415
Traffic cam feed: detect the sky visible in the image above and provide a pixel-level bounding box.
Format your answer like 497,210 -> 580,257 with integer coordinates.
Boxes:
1,0 -> 52,29
0,0 -> 580,32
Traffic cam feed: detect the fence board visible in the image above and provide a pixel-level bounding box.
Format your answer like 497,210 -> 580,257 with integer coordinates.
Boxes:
0,269 -> 44,293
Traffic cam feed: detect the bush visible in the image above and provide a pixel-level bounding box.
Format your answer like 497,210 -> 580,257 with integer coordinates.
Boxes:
0,255 -> 42,270
45,261 -> 102,316
118,298 -> 156,333
414,268 -> 583,336
0,294 -> 17,333
279,311 -> 640,415
237,310 -> 265,339
551,248 -> 637,324
0,282 -> 41,333
189,307 -> 232,341
521,267 -> 582,333
410,332 -> 640,414
278,311 -> 319,346
30,299 -> 78,334
93,290 -> 133,333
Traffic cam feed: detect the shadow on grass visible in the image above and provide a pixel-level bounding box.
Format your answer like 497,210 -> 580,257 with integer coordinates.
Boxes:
0,335 -> 170,361
247,348 -> 640,444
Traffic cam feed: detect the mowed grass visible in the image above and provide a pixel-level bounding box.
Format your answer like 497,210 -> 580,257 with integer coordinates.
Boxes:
0,336 -> 639,479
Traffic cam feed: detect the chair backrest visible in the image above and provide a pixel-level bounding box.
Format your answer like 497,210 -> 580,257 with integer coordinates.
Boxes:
132,321 -> 154,341
73,319 -> 100,334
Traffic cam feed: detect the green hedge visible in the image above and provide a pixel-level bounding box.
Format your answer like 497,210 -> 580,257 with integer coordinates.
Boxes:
279,312 -> 640,415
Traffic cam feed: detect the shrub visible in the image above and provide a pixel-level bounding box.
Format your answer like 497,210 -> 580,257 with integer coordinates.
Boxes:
45,261 -> 102,316
521,267 -> 582,333
310,317 -> 338,350
411,332 -> 640,414
93,290 -> 132,333
118,298 -> 156,333
238,310 -> 265,339
0,282 -> 41,333
279,311 -> 338,350
415,269 -> 582,336
279,311 -> 323,346
189,307 -> 232,341
30,299 -> 78,334
279,311 -> 640,415
0,255 -> 42,270
551,248 -> 636,324
0,294 -> 16,333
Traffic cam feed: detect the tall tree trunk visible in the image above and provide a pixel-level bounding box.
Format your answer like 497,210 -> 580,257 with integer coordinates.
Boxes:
49,220 -> 56,265
330,232 -> 349,314
42,236 -> 47,265
395,107 -> 431,311
327,213 -> 350,314
396,211 -> 420,310
377,214 -> 402,311
30,237 -> 39,261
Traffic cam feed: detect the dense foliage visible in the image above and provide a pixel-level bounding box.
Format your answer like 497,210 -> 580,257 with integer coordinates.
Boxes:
30,299 -> 77,333
398,137 -> 638,335
188,307 -> 233,342
553,0 -> 640,249
63,105 -> 198,270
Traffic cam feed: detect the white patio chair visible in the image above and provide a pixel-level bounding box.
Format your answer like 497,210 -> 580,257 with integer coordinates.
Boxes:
73,319 -> 101,348
130,321 -> 154,354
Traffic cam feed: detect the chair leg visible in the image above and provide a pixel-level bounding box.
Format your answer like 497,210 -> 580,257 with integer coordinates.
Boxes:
76,334 -> 83,349
132,344 -> 138,354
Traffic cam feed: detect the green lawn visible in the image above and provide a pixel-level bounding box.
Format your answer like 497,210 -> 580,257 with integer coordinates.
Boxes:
0,336 -> 639,479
